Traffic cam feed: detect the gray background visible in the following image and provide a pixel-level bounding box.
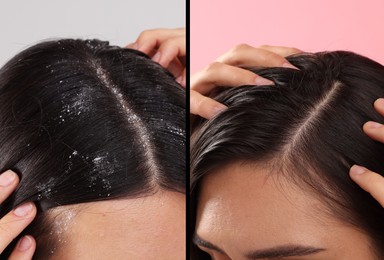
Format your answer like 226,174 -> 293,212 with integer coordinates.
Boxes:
0,0 -> 185,67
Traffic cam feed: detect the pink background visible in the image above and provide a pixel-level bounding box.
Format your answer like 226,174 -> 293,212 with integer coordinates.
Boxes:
191,0 -> 384,73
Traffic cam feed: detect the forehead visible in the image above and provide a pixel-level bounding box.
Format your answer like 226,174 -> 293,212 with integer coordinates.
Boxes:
51,191 -> 186,259
195,163 -> 373,258
196,163 -> 324,246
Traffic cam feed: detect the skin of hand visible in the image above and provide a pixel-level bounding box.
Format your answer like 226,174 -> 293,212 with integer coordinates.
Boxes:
127,28 -> 186,87
190,44 -> 302,119
350,98 -> 384,207
0,170 -> 37,259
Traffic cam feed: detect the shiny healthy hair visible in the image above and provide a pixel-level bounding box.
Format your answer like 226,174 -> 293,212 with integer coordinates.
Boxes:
191,51 -> 384,259
0,39 -> 185,259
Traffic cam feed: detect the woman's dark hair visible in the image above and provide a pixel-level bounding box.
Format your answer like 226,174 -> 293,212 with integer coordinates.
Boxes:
191,51 -> 384,259
0,39 -> 185,258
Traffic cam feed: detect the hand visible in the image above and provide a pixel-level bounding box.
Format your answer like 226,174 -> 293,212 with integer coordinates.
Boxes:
350,98 -> 384,207
190,44 -> 302,119
0,170 -> 37,259
127,28 -> 186,87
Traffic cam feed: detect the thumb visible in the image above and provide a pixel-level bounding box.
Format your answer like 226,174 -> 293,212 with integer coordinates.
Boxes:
350,165 -> 384,207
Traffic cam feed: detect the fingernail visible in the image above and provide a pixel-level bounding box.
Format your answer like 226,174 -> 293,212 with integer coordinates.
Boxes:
14,202 -> 33,217
17,236 -> 32,251
211,104 -> 228,117
375,98 -> 384,107
350,165 -> 367,175
282,62 -> 300,70
365,121 -> 382,129
152,52 -> 161,63
0,170 -> 16,187
255,77 -> 274,86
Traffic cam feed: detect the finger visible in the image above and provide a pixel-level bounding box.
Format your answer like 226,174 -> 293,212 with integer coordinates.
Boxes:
131,28 -> 185,55
258,45 -> 303,57
126,42 -> 157,58
0,202 -> 37,252
373,98 -> 384,116
362,121 -> 384,143
166,58 -> 184,80
176,69 -> 186,88
0,170 -> 19,203
350,165 -> 384,207
190,90 -> 227,119
216,44 -> 298,69
152,36 -> 186,68
364,97 -> 384,140
8,235 -> 36,260
125,42 -> 136,49
126,43 -> 159,59
181,69 -> 186,87
191,62 -> 273,95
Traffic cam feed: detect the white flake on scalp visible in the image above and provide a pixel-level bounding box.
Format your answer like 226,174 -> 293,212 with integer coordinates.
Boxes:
49,209 -> 76,254
86,153 -> 116,192
90,61 -> 160,187
36,177 -> 56,199
166,125 -> 186,138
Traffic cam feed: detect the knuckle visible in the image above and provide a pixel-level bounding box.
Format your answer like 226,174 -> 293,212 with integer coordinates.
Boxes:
265,51 -> 285,64
138,29 -> 158,40
138,31 -> 149,40
203,62 -> 222,75
160,38 -> 177,50
231,43 -> 250,52
224,44 -> 251,66
0,222 -> 13,236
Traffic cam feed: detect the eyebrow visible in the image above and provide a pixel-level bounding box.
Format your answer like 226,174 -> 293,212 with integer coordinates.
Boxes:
193,234 -> 325,259
246,245 -> 325,259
